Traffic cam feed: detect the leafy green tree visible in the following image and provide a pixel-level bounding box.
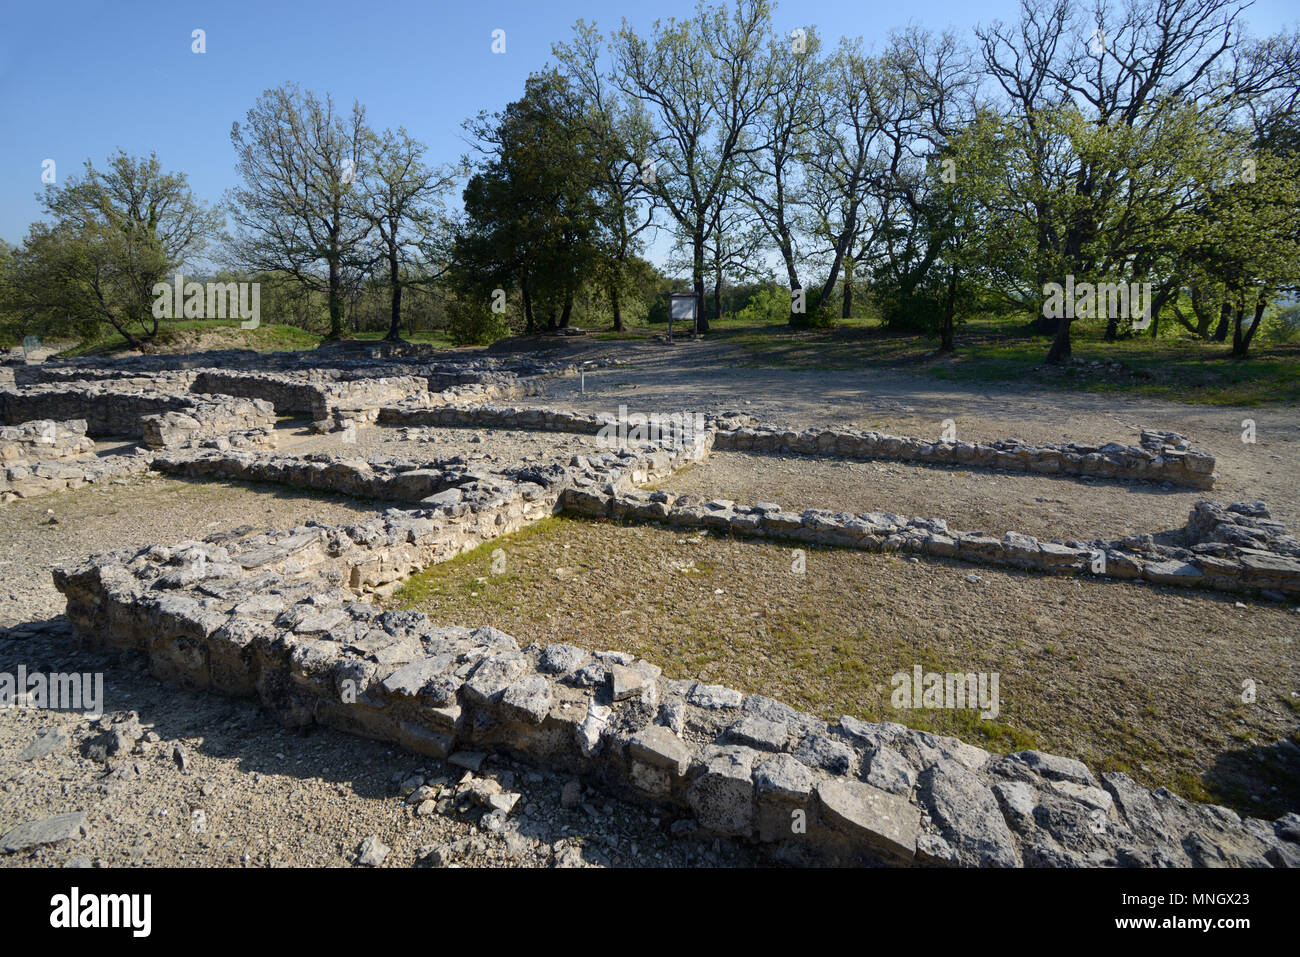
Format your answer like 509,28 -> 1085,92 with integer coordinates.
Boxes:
610,0 -> 776,331
736,23 -> 824,326
5,151 -> 221,350
1188,148 -> 1300,357
454,71 -> 607,334
554,21 -> 660,332
228,84 -> 371,340
358,127 -> 454,341
974,0 -> 1283,362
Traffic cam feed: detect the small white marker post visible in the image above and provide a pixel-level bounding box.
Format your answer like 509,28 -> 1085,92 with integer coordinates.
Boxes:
580,360 -> 597,395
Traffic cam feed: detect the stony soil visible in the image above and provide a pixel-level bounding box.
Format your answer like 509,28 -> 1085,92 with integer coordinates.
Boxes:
0,477 -> 754,868
0,654 -> 755,869
657,452 -> 1209,544
394,516 -> 1300,819
3,336 -> 1297,867
276,420 -> 604,469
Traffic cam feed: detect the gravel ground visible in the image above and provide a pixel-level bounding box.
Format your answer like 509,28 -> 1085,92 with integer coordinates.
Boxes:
658,452 -> 1211,543
3,337 -> 1297,868
276,420 -> 607,469
525,340 -> 1300,530
395,516 -> 1300,819
0,659 -> 755,869
0,477 -> 756,868
0,475 -> 388,624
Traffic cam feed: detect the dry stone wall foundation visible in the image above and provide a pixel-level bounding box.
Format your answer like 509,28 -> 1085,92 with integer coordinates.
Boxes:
52,505 -> 1300,868
8,346 -> 1288,867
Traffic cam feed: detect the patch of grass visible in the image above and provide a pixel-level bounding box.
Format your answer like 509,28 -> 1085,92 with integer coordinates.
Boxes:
715,316 -> 1300,406
390,516 -> 565,609
390,513 -> 1299,818
59,320 -> 320,357
346,329 -> 458,349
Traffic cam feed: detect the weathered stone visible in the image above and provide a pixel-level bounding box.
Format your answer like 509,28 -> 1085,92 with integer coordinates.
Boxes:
19,727 -> 69,761
687,746 -> 758,836
687,683 -> 743,710
2,811 -> 88,852
628,725 -> 692,775
539,643 -> 588,675
499,674 -> 553,725
356,835 -> 389,866
863,746 -> 917,795
727,715 -> 789,752
610,663 -> 648,701
816,779 -> 919,860
1004,750 -> 1098,787
461,653 -> 527,704
793,731 -> 856,775
919,760 -> 1020,867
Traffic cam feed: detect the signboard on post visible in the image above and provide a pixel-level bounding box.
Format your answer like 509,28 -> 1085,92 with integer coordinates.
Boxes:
668,292 -> 700,342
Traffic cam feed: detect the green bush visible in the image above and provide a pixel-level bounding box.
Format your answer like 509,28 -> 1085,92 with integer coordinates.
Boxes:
736,285 -> 789,324
1261,302 -> 1300,344
789,284 -> 834,329
445,300 -> 513,346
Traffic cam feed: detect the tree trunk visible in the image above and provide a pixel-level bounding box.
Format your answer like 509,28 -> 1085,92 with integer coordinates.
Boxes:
939,270 -> 957,353
693,230 -> 708,333
1033,208 -> 1057,335
1212,300 -> 1231,342
785,258 -> 803,327
610,283 -> 622,332
385,250 -> 402,341
113,321 -> 146,352
327,257 -> 343,339
521,275 -> 535,334
1147,284 -> 1174,340
842,258 -> 854,320
559,290 -> 573,329
1232,292 -> 1268,358
1045,318 -> 1072,364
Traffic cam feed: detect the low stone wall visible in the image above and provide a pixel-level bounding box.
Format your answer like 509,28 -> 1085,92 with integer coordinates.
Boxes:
152,434 -> 710,510
191,370 -> 428,427
0,384 -> 275,449
0,385 -> 194,437
1,452 -> 153,502
13,367 -> 200,390
379,403 -> 612,433
139,396 -> 276,449
714,425 -> 1217,489
1186,500 -> 1300,557
190,371 -> 327,416
562,487 -> 1300,600
0,419 -> 95,465
52,526 -> 1300,867
377,404 -> 1215,489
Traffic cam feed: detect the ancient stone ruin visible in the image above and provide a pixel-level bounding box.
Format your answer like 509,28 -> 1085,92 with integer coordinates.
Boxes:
3,345 -> 1296,866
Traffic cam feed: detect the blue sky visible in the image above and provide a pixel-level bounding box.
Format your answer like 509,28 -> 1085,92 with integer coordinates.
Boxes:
1,0 -> 1295,252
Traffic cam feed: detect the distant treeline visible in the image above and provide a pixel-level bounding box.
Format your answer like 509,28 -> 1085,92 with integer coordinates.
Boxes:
1,0 -> 1297,359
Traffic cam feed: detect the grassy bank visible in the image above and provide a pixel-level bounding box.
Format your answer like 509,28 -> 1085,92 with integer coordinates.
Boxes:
713,317 -> 1300,406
